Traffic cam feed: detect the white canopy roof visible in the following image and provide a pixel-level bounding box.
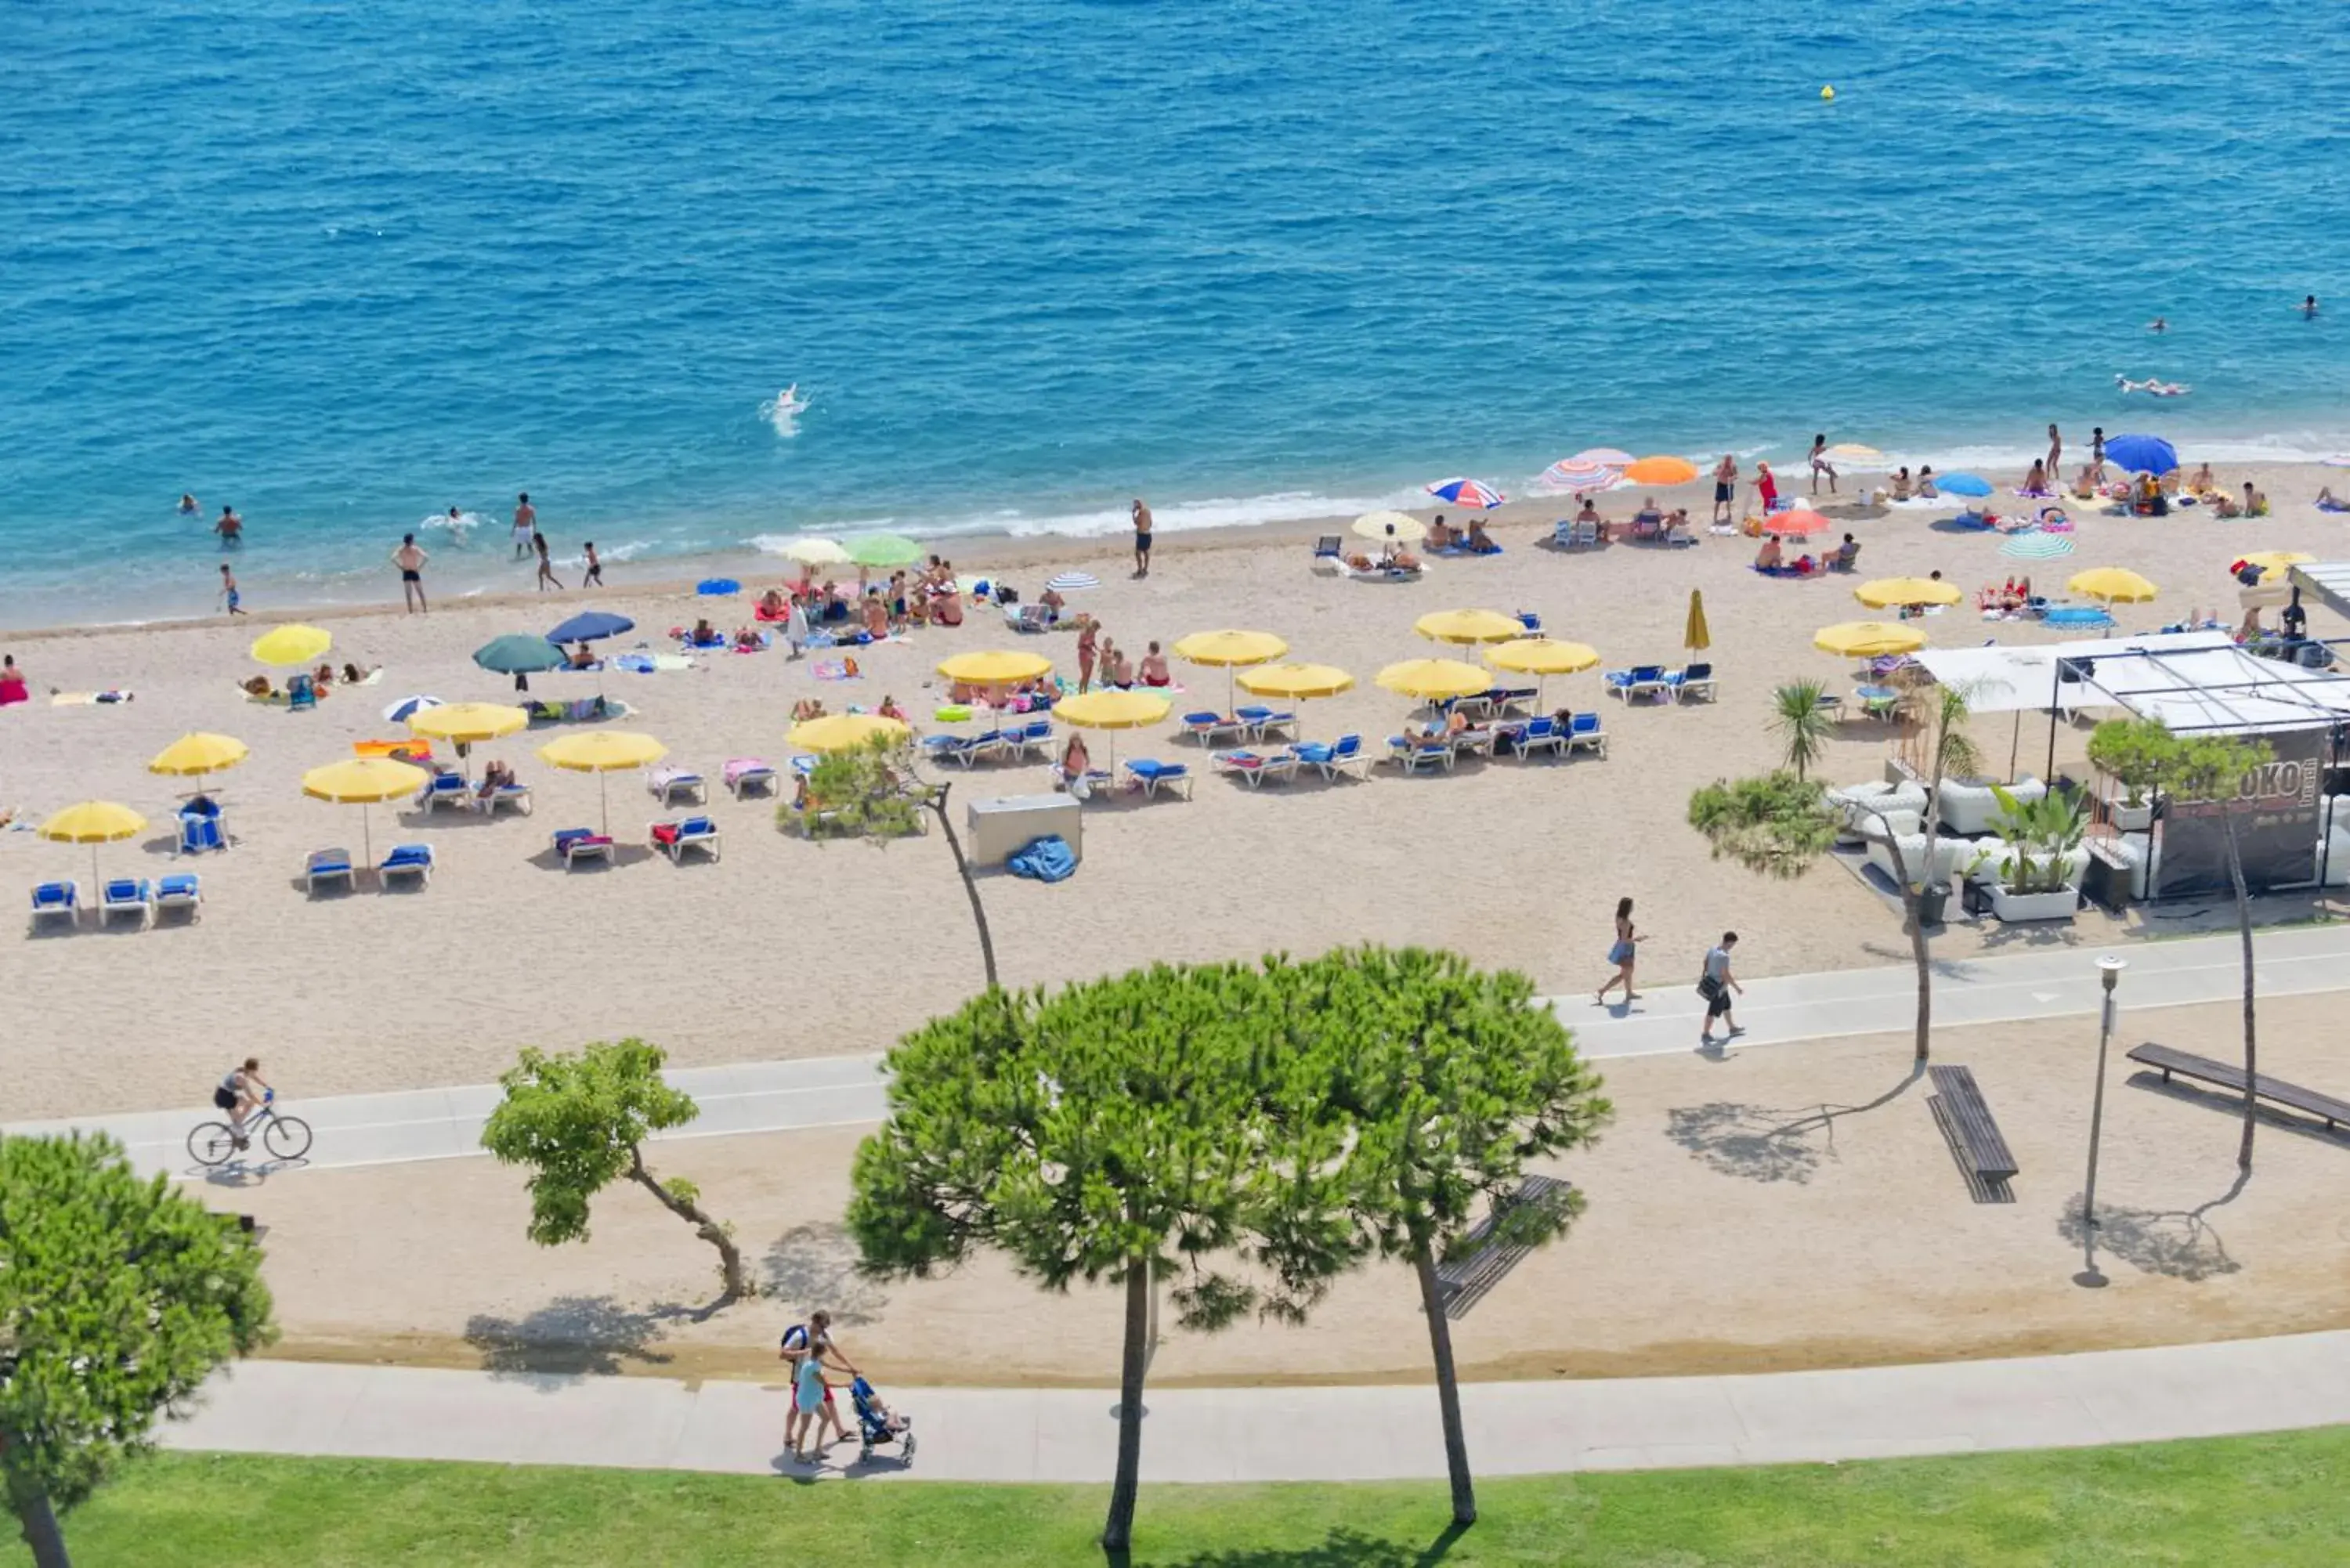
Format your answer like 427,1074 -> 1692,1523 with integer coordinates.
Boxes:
1911,631 -> 2234,714
1917,630 -> 2350,734
2290,562 -> 2350,622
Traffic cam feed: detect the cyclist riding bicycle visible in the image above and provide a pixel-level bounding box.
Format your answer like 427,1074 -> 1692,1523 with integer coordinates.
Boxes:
212,1057 -> 270,1149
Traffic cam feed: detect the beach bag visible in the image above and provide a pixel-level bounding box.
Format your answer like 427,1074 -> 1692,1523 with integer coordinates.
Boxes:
1007,834 -> 1076,883
1696,972 -> 1724,1003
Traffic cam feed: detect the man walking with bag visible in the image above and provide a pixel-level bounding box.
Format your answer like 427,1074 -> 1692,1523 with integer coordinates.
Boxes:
1697,931 -> 1744,1051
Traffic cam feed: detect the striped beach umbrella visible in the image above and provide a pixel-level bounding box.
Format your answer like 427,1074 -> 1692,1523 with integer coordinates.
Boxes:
1571,448 -> 1634,467
2000,533 -> 2076,560
1044,571 -> 1100,593
1426,477 -> 1505,509
1540,458 -> 1623,493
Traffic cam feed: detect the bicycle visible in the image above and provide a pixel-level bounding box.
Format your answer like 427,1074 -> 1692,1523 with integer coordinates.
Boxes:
187,1089 -> 313,1168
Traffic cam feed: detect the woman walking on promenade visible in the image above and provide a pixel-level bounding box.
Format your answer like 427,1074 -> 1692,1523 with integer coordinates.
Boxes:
1596,895 -> 1643,1004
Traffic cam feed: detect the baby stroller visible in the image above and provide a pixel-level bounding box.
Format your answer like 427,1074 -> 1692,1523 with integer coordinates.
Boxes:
849,1375 -> 915,1463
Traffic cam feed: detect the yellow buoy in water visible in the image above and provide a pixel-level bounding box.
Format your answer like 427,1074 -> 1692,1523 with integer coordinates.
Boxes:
1820,85 -> 1835,101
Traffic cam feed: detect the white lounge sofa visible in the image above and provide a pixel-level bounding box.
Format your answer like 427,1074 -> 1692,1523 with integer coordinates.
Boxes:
1828,780 -> 1929,844
1865,833 -> 1973,888
1934,775 -> 2047,836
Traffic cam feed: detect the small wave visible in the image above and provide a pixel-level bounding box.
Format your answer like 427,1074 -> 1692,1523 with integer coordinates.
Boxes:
417,511 -> 489,539
759,385 -> 809,438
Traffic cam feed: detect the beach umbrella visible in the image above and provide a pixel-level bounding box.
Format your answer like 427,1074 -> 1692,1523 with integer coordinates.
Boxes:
2068,567 -> 2160,605
696,578 -> 741,596
149,733 -> 248,779
936,649 -> 1053,687
1054,688 -> 1171,774
474,634 -> 568,676
1414,609 -> 1524,646
2239,551 -> 2314,582
1826,443 -> 1883,462
1814,622 -> 1926,659
1173,629 -> 1290,713
537,731 -> 667,834
410,703 -> 529,745
2103,434 -> 2178,476
847,533 -> 923,568
789,713 -> 912,754
1540,458 -> 1623,493
1044,571 -> 1100,593
1937,473 -> 1994,498
1571,448 -> 1634,467
1426,478 -> 1505,510
37,800 -> 149,889
1236,663 -> 1354,739
1623,456 -> 1698,486
1766,509 -> 1831,537
1853,576 -> 1963,609
2000,533 -> 2076,560
1376,658 -> 1491,703
774,537 -> 851,566
547,610 -> 635,645
300,757 -> 428,868
382,694 -> 444,724
1486,638 -> 1596,707
251,624 -> 332,667
1352,510 -> 1426,542
1684,590 -> 1712,652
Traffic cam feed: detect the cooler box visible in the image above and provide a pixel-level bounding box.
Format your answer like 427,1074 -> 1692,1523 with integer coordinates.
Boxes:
967,794 -> 1082,869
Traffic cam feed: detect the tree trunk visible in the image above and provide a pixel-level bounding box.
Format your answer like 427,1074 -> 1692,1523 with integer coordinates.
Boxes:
924,782 -> 1000,991
626,1147 -> 748,1301
1911,763 -> 1950,1065
14,1489 -> 70,1568
2224,811 -> 2258,1171
1101,1260 -> 1151,1553
1412,1243 -> 1478,1526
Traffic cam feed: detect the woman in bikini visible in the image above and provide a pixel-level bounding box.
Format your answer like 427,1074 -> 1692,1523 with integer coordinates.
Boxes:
1596,896 -> 1643,1003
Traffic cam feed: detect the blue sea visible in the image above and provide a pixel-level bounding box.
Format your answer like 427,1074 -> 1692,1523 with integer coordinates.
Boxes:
6,0 -> 2348,624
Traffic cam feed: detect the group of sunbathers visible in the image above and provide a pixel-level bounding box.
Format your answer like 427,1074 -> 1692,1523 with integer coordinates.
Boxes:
1423,513 -> 1499,553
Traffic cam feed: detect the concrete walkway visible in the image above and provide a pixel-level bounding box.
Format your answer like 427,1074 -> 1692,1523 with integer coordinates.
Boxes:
164,1331 -> 2350,1483
15,922 -> 2350,1179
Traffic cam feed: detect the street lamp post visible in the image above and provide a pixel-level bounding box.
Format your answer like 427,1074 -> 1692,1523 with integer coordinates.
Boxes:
2077,956 -> 2127,1288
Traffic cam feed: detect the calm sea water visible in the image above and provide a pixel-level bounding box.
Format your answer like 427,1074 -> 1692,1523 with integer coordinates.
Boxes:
6,0 -> 2348,622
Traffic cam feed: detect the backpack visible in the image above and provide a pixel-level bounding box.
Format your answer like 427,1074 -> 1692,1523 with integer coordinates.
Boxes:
779,1323 -> 809,1362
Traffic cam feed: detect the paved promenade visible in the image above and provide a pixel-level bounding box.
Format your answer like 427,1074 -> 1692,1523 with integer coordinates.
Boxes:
13,922 -> 2348,1179
165,1331 -> 2350,1482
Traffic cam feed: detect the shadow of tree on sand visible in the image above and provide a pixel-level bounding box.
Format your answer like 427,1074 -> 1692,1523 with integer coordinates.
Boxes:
464,1293 -> 676,1386
1666,1068 -> 1924,1186
761,1221 -> 891,1324
1137,1523 -> 1466,1568
2055,1172 -> 2249,1283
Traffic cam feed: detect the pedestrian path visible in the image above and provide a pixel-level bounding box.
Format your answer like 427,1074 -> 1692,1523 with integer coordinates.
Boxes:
164,1330 -> 2350,1483
16,923 -> 2349,1180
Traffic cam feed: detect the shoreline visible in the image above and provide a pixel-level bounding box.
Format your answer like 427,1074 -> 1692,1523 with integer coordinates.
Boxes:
12,453 -> 2347,643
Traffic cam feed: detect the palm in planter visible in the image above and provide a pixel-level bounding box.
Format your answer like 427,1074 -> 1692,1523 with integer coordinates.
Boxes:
1981,785 -> 2087,918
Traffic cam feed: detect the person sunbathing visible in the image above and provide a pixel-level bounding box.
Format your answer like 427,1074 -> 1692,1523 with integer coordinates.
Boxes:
240,675 -> 275,698
1105,649 -> 1134,688
690,618 -> 718,645
2186,462 -> 2217,497
2242,482 -> 2269,516
1917,466 -> 1939,499
1754,534 -> 1784,572
1632,496 -> 1664,529
733,626 -> 762,650
1664,508 -> 1693,543
1039,584 -> 1066,620
793,697 -> 826,722
2070,467 -> 2099,500
861,594 -> 889,638
878,694 -> 909,722
2022,461 -> 2050,495
566,642 -> 598,670
758,587 -> 786,618
2211,490 -> 2243,518
1385,546 -> 1423,571
1137,641 -> 1170,687
1466,518 -> 1497,552
1425,516 -> 1456,548
1889,468 -> 1912,501
2319,486 -> 2348,512
311,663 -> 336,688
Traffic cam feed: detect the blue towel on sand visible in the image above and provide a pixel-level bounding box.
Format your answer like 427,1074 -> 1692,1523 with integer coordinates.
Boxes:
1007,834 -> 1076,883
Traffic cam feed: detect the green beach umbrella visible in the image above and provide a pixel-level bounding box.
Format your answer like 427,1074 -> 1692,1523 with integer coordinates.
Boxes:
847,533 -> 923,568
474,634 -> 569,675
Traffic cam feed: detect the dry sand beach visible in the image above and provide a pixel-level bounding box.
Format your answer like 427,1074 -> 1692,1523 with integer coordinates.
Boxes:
5,460 -> 2348,1124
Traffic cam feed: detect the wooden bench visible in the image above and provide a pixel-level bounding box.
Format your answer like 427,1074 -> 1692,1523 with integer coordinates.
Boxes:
1433,1175 -> 1573,1321
2128,1043 -> 2350,1134
1928,1065 -> 2018,1184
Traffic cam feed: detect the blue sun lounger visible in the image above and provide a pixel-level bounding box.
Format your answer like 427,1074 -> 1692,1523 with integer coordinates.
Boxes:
1235,706 -> 1297,740
101,878 -> 154,927
155,873 -> 203,919
1182,712 -> 1248,745
1123,759 -> 1193,800
30,880 -> 78,928
380,844 -> 436,887
305,848 -> 354,894
1290,733 -> 1368,780
650,815 -> 721,863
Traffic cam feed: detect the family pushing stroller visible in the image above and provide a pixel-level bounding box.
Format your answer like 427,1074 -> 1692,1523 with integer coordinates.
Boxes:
781,1312 -> 914,1465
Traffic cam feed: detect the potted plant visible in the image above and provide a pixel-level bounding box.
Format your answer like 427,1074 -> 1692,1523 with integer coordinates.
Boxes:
2086,718 -> 2172,831
1983,784 -> 2086,922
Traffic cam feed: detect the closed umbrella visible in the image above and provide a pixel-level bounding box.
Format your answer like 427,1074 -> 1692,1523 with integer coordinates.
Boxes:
1352,510 -> 1426,542
1414,609 -> 1524,645
538,731 -> 666,834
251,625 -> 332,667
1623,456 -> 1698,486
1426,478 -> 1505,509
2067,567 -> 2159,605
1814,622 -> 1926,658
1053,688 -> 1171,773
1853,576 -> 1962,609
1684,590 -> 1712,652
1173,629 -> 1289,713
2103,434 -> 2178,476
300,757 -> 428,868
37,800 -> 148,890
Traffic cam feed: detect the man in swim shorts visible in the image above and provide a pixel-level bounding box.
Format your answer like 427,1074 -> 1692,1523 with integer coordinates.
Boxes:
513,493 -> 536,559
392,533 -> 429,613
1712,453 -> 1737,525
1131,498 -> 1153,579
215,505 -> 242,544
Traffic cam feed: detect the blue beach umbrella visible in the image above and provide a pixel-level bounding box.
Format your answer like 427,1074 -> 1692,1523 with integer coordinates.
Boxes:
2103,434 -> 2178,475
547,610 -> 635,645
1938,472 -> 1993,498
2001,533 -> 2076,560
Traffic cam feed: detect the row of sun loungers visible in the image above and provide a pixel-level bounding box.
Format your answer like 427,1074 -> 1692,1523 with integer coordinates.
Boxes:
29,876 -> 204,930
1386,713 -> 1608,772
1602,661 -> 1716,705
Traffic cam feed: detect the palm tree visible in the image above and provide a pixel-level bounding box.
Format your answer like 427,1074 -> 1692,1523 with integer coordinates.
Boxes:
1770,679 -> 1836,781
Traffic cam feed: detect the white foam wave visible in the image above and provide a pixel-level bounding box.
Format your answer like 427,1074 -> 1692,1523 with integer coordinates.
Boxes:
914,489 -> 1414,544
417,510 -> 489,537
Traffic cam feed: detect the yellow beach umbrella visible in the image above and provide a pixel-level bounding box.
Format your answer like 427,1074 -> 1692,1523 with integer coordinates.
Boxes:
1174,629 -> 1290,713
2067,566 -> 2160,605
1684,590 -> 1712,652
1623,455 -> 1698,486
149,732 -> 249,779
936,649 -> 1053,687
538,731 -> 667,833
409,702 -> 530,745
1853,576 -> 1963,609
1351,510 -> 1426,543
1054,688 -> 1171,772
251,624 -> 333,667
1814,621 -> 1927,659
301,757 -> 428,867
776,537 -> 851,566
789,713 -> 912,753
1414,609 -> 1525,645
38,800 -> 149,889
2239,551 -> 2312,581
1487,638 -> 1597,708
1237,663 -> 1355,700
1376,658 -> 1491,703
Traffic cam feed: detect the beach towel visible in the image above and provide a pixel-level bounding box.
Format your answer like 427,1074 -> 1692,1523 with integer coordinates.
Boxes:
814,659 -> 862,681
1431,544 -> 1504,558
1007,834 -> 1076,883
56,690 -> 136,705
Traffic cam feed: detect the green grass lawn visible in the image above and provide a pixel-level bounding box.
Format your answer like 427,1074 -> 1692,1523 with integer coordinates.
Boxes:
12,1429 -> 2348,1566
